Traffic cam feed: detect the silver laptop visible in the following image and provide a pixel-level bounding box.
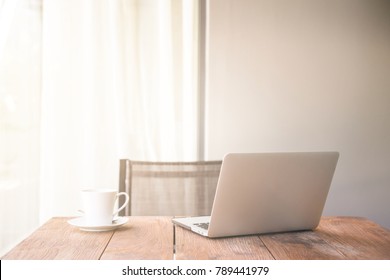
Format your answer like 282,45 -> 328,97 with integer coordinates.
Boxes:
172,152 -> 339,238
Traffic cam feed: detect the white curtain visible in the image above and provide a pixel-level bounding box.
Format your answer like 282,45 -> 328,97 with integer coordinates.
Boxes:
0,0 -> 42,257
0,0 -> 200,256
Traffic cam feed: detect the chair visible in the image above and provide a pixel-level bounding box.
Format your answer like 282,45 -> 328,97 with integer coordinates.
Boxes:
118,159 -> 222,216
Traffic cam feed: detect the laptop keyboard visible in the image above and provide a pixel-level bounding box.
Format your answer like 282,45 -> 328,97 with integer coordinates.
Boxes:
193,222 -> 209,230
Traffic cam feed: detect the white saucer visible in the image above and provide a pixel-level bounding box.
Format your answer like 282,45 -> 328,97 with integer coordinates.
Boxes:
68,217 -> 128,232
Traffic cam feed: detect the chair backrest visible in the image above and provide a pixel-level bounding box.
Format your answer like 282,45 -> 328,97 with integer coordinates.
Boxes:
118,159 -> 222,216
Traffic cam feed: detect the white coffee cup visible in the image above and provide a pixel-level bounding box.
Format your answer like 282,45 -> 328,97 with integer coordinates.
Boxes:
81,189 -> 129,226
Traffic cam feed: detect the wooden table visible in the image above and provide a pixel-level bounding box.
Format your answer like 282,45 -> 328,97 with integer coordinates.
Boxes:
2,216 -> 390,260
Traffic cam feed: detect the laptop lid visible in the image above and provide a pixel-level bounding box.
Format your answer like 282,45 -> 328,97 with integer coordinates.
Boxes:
205,152 -> 339,238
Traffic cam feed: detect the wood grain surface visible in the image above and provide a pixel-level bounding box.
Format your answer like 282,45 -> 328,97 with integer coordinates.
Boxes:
2,216 -> 390,260
1,217 -> 114,260
101,216 -> 173,260
259,230 -> 344,260
316,216 -> 390,259
174,216 -> 390,260
175,225 -> 274,260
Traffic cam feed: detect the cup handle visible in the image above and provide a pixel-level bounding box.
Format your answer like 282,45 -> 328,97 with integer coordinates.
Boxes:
113,192 -> 129,216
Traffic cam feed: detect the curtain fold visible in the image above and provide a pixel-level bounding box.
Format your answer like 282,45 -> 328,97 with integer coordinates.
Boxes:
40,0 -> 200,220
1,0 -> 200,255
0,0 -> 42,256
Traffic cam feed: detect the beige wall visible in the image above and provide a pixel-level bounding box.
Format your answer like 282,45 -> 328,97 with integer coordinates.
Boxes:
205,0 -> 390,228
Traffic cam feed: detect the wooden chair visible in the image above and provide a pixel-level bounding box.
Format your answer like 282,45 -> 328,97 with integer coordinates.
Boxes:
118,159 -> 222,216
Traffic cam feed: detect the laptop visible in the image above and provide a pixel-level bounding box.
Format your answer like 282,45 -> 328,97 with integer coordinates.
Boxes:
172,152 -> 339,238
